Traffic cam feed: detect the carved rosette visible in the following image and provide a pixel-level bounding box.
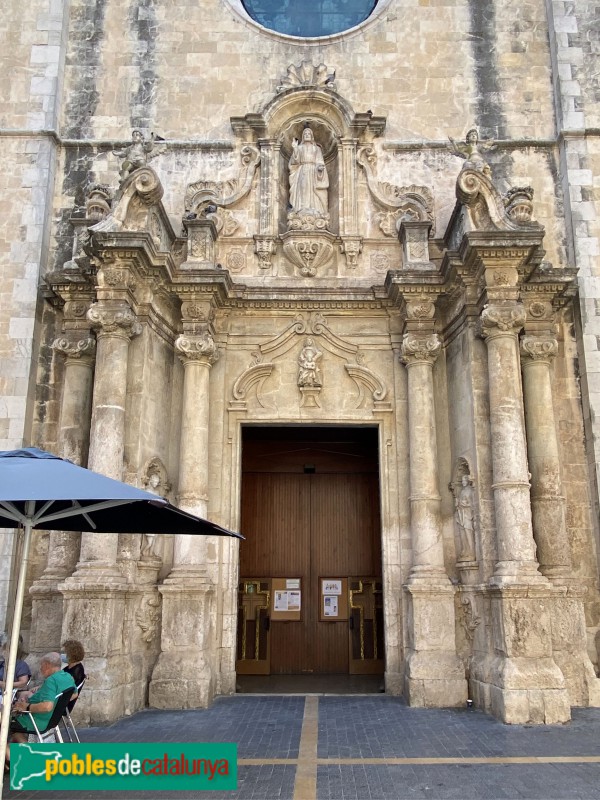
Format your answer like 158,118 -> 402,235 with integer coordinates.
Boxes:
53,336 -> 96,363
520,335 -> 559,364
281,231 -> 335,277
175,333 -> 220,366
480,304 -> 526,339
87,304 -> 142,339
400,333 -> 441,366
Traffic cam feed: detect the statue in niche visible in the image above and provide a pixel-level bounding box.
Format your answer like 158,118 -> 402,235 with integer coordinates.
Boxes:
454,475 -> 476,562
113,129 -> 166,183
298,338 -> 323,388
448,128 -> 495,178
140,459 -> 170,561
289,126 -> 329,218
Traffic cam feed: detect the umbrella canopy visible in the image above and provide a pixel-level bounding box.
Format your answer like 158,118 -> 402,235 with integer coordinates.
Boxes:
0,448 -> 241,536
0,447 -> 242,788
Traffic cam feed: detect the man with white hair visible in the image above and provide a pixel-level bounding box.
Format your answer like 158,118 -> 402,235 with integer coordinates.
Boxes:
6,652 -> 75,765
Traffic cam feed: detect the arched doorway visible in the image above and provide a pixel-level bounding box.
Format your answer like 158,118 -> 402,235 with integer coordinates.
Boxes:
236,426 -> 383,684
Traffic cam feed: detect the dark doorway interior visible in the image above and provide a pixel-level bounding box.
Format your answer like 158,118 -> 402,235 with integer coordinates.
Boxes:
237,426 -> 383,686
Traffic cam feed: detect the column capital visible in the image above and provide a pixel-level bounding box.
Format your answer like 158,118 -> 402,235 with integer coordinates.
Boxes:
175,332 -> 220,366
52,335 -> 96,364
481,303 -> 526,340
87,303 -> 141,340
520,334 -> 559,365
400,333 -> 441,366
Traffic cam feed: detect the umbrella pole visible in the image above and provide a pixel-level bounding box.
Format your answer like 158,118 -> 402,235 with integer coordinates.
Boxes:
0,512 -> 33,793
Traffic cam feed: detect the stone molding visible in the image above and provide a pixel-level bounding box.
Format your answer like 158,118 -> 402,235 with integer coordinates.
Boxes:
175,333 -> 220,365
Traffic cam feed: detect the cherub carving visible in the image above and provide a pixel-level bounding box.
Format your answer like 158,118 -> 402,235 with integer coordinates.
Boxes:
113,129 -> 166,183
298,338 -> 323,388
448,128 -> 495,178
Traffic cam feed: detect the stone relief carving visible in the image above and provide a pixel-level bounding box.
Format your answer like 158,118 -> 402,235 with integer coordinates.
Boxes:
87,304 -> 142,339
277,61 -> 336,93
371,252 -> 391,273
340,239 -> 362,268
113,130 -> 166,184
298,338 -> 323,388
459,595 -> 481,642
184,145 -> 260,214
282,235 -> 334,277
229,314 -> 390,412
226,248 -> 247,273
254,236 -> 276,270
520,335 -> 559,363
85,184 -> 113,222
135,595 -> 161,643
448,128 -> 495,178
400,333 -> 441,365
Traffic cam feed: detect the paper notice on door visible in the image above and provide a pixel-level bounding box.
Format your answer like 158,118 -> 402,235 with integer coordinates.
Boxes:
287,590 -> 301,611
286,578 -> 300,589
323,595 -> 338,617
322,579 -> 342,595
274,590 -> 288,611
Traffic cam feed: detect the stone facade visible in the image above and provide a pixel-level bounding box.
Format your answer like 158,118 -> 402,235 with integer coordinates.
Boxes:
1,0 -> 600,725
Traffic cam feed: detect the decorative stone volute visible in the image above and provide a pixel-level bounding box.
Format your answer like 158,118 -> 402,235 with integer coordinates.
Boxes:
480,304 -> 526,339
87,303 -> 142,339
175,333 -> 220,365
53,336 -> 96,363
400,333 -> 441,366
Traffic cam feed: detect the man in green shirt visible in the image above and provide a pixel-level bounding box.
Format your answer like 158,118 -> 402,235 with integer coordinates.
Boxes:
7,652 -> 75,758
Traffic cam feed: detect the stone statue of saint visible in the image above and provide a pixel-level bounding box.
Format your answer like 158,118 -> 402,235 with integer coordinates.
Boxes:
448,128 -> 495,178
298,338 -> 323,388
454,475 -> 476,561
113,129 -> 165,183
289,127 -> 329,216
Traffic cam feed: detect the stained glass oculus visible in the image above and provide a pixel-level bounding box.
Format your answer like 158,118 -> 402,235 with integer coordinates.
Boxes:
242,0 -> 378,38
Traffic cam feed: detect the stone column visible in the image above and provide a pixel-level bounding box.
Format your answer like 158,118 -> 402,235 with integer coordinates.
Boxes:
29,333 -> 96,651
478,303 -> 570,723
58,301 -> 141,725
149,331 -> 219,709
400,303 -> 467,707
73,302 -> 141,575
521,332 -> 600,707
520,334 -> 571,580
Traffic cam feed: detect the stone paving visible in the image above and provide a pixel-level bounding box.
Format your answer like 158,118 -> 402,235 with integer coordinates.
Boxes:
5,695 -> 600,799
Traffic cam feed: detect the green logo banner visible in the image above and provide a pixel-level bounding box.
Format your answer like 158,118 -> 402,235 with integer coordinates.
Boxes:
10,743 -> 237,791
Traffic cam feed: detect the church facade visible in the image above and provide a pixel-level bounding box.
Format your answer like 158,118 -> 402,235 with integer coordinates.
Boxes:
1,0 -> 600,726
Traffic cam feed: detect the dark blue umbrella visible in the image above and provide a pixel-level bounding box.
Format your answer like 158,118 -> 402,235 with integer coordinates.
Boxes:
0,447 -> 242,783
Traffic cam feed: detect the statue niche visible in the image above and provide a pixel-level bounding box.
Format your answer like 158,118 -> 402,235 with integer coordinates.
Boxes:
280,119 -> 337,277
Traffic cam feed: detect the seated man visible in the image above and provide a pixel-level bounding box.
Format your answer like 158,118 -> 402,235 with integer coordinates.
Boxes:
7,652 -> 75,761
0,633 -> 31,701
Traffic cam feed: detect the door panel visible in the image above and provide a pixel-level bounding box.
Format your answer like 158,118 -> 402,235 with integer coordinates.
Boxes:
239,432 -> 382,675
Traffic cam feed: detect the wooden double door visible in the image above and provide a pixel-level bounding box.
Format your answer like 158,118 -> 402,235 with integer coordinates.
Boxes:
237,428 -> 383,676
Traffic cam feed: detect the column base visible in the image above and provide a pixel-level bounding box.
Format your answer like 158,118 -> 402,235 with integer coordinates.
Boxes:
471,585 -> 571,724
404,583 -> 468,708
405,651 -> 467,707
149,580 -> 217,709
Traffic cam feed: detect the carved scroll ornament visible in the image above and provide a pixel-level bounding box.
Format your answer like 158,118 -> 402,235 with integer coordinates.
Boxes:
400,333 -> 441,366
175,333 -> 220,365
480,304 -> 526,338
184,145 -> 260,213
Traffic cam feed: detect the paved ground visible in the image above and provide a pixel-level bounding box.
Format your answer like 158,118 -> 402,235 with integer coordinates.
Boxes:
5,694 -> 600,799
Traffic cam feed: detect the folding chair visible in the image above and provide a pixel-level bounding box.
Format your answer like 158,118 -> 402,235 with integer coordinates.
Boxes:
19,686 -> 75,743
61,677 -> 85,743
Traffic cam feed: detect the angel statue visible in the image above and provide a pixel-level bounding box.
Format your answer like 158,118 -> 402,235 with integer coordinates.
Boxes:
113,129 -> 166,183
448,128 -> 495,178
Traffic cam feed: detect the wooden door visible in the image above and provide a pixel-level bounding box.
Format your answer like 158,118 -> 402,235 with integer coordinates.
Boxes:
238,428 -> 382,675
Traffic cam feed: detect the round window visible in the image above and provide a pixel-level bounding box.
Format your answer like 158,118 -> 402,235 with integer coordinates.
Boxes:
241,0 -> 379,38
